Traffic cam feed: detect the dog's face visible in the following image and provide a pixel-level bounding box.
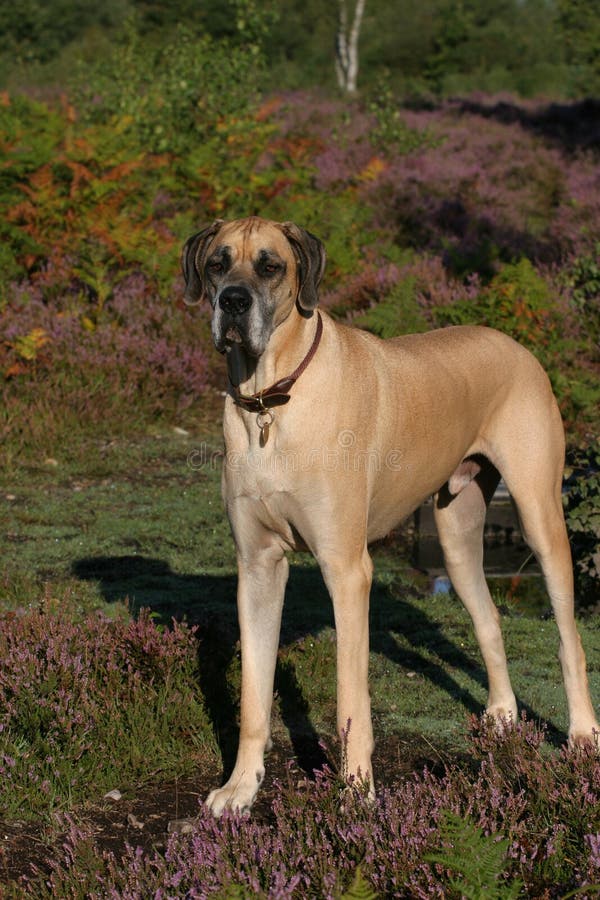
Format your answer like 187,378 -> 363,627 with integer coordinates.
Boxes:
181,217 -> 326,357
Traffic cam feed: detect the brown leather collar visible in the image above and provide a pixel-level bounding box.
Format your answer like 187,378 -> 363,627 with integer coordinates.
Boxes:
232,312 -> 323,413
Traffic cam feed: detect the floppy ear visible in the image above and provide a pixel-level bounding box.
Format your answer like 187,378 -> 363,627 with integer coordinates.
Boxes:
280,222 -> 327,311
181,220 -> 224,306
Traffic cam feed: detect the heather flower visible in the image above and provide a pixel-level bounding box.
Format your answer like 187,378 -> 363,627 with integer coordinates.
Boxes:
586,833 -> 600,871
0,607 -> 212,818
17,711 -> 600,896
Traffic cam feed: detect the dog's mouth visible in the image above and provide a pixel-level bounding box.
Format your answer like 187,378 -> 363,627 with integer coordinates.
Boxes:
224,324 -> 244,345
213,306 -> 272,358
217,323 -> 260,357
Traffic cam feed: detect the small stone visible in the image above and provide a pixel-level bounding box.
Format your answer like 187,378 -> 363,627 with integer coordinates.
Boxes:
103,789 -> 122,801
173,427 -> 189,436
44,458 -> 59,467
167,818 -> 196,834
127,813 -> 144,830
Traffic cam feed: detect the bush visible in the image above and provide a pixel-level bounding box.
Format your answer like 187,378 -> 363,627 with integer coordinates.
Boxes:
564,439 -> 600,608
70,22 -> 263,154
564,242 -> 600,357
356,276 -> 429,338
0,275 -> 214,459
0,606 -> 214,818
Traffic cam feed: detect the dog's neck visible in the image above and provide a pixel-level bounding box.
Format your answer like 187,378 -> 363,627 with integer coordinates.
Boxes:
227,308 -> 319,399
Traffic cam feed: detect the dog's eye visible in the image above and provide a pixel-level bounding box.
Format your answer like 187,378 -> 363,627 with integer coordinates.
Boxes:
263,263 -> 280,276
207,261 -> 223,275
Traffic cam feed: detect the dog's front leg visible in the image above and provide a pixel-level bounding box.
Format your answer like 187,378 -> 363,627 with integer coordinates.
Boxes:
206,540 -> 288,816
320,547 -> 375,796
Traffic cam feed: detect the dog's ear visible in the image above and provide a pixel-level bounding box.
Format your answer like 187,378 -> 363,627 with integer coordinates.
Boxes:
280,222 -> 327,311
181,220 -> 224,306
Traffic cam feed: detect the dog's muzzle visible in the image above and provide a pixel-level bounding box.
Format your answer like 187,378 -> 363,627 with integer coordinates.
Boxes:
213,285 -> 258,354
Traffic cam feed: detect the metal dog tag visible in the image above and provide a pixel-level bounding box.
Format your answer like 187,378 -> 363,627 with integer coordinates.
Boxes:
257,411 -> 274,447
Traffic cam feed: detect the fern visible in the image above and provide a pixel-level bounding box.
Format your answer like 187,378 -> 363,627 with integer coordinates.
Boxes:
215,884 -> 249,900
426,811 -> 523,899
356,277 -> 428,339
341,865 -> 379,899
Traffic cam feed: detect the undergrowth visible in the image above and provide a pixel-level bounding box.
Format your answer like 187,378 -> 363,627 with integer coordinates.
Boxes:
0,605 -> 215,818
14,716 -> 600,898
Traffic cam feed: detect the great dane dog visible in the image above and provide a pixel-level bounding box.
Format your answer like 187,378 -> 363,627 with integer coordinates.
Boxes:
182,216 -> 598,815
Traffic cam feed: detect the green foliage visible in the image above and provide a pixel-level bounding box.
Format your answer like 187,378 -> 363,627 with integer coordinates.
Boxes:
565,242 -> 600,354
356,277 -> 428,338
424,1 -> 477,92
420,0 -> 565,96
0,0 -> 128,65
341,866 -> 379,899
0,94 -> 65,285
426,810 -> 523,899
558,0 -> 600,95
0,0 -> 595,100
366,71 -> 432,156
233,0 -> 279,55
0,0 -> 589,99
0,82 -> 282,307
70,22 -> 262,154
564,439 -> 600,607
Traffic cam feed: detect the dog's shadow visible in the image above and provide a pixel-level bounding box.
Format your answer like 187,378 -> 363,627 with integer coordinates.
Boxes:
72,555 -> 565,781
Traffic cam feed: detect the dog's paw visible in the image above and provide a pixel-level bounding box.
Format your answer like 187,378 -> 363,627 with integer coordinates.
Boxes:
337,779 -> 376,815
484,700 -> 517,730
205,770 -> 263,817
568,724 -> 600,750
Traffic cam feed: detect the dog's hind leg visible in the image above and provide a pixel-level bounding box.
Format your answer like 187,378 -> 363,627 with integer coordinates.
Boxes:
434,457 -> 518,724
505,464 -> 599,744
484,384 -> 598,744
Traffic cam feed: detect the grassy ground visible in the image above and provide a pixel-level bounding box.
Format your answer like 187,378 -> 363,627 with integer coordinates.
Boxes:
1,401 -> 599,893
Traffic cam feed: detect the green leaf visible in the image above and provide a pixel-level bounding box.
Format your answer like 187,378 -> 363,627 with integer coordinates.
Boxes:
341,866 -> 379,900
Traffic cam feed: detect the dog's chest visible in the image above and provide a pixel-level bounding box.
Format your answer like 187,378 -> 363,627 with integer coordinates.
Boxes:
222,415 -> 311,537
226,443 -> 292,497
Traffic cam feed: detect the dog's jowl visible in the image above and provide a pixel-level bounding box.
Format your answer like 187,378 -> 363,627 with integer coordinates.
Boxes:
182,216 -> 599,816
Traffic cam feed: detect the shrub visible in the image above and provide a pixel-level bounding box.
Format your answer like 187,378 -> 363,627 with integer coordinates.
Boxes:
564,439 -> 600,608
2,88 -> 600,456
356,276 -> 429,338
433,258 -> 561,351
366,97 -> 600,267
0,275 -> 214,459
70,22 -> 263,155
564,242 -> 600,356
0,605 -> 214,817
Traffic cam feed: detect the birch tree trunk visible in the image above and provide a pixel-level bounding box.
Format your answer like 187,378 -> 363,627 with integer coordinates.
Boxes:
335,0 -> 366,93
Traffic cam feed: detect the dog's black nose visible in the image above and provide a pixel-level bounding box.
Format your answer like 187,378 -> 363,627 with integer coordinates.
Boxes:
219,286 -> 252,317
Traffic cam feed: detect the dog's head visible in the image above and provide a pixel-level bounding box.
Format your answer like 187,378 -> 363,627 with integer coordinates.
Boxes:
181,217 -> 326,357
